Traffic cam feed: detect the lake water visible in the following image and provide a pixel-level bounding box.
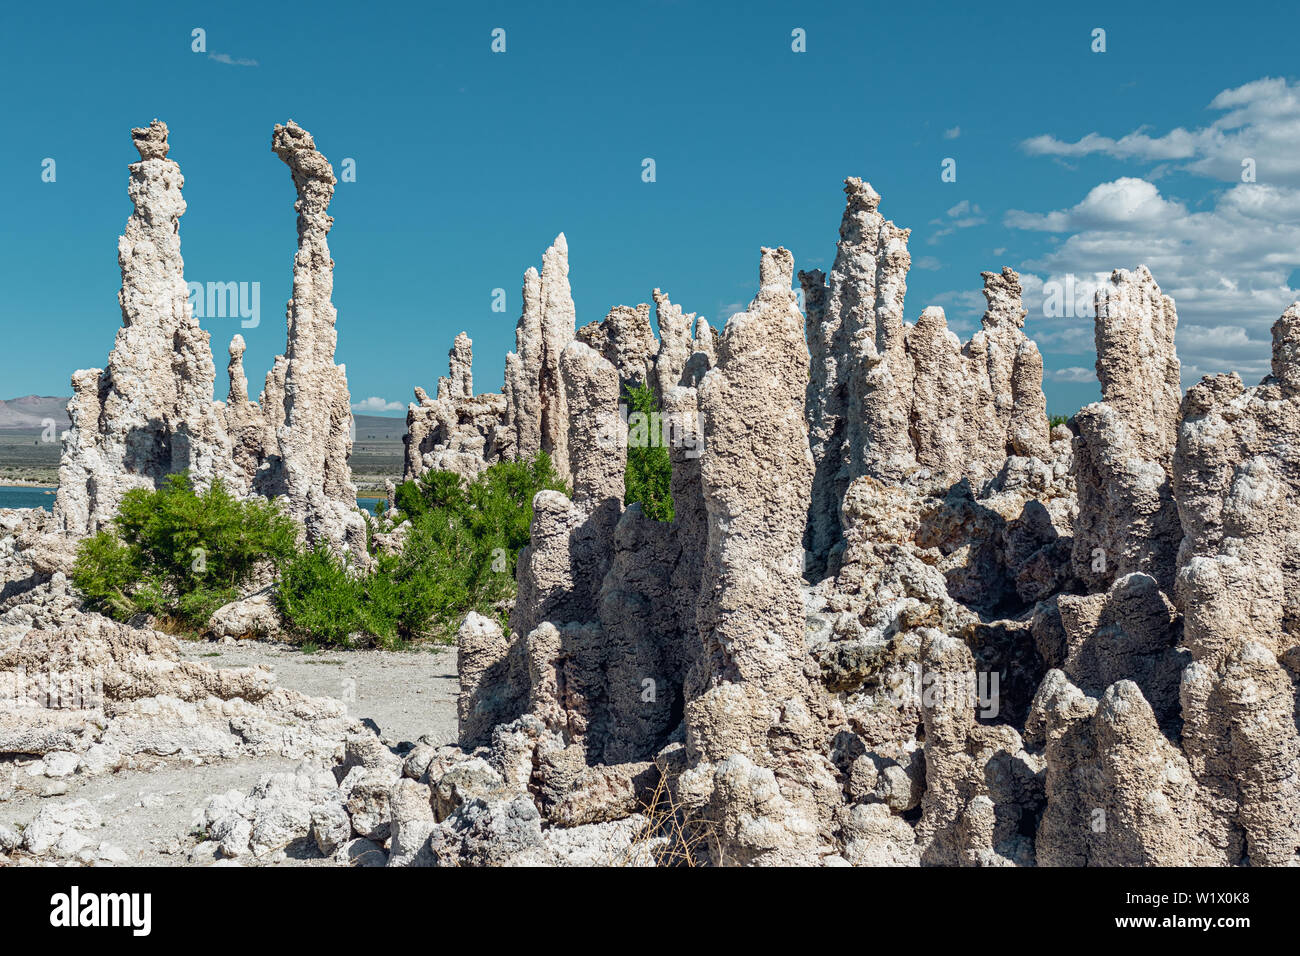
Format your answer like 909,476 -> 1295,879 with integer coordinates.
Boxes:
0,486 -> 55,511
0,486 -> 383,514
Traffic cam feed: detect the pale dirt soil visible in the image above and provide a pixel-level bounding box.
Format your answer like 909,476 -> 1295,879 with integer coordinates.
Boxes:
0,639 -> 458,866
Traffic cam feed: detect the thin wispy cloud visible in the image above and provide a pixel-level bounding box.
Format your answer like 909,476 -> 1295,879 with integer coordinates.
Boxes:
928,200 -> 986,244
1048,366 -> 1096,383
209,52 -> 259,67
1020,76 -> 1300,185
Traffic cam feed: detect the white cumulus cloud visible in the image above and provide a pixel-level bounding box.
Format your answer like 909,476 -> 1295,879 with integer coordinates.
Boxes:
1011,78 -> 1300,386
352,397 -> 405,413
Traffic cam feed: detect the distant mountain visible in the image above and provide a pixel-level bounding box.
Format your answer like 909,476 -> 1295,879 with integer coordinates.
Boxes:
353,414 -> 407,441
0,397 -> 403,439
0,395 -> 72,431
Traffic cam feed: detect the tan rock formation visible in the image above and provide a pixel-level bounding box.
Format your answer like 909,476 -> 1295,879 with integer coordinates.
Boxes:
1172,303 -> 1300,866
262,120 -> 368,565
503,235 -> 576,480
800,181 -> 1054,576
915,631 -> 1041,866
678,247 -> 840,865
54,120 -> 236,534
1028,673 -> 1214,865
223,335 -> 277,492
0,592 -> 358,773
404,333 -> 508,481
576,303 -> 656,389
1071,266 -> 1182,593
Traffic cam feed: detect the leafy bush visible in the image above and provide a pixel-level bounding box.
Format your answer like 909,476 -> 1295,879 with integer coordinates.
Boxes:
274,544 -> 367,645
277,453 -> 568,647
623,382 -> 674,522
73,456 -> 570,649
72,474 -> 298,630
1049,414 -> 1071,429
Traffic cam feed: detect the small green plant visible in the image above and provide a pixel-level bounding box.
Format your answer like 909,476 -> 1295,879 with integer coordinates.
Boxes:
275,543 -> 369,646
71,474 -> 297,631
1049,414 -> 1071,429
623,382 -> 674,522
277,453 -> 568,647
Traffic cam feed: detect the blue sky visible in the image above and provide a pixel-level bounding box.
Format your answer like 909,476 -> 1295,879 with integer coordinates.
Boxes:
4,0 -> 1300,417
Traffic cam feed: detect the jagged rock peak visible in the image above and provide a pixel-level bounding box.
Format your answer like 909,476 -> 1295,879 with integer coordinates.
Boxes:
271,120 -> 337,188
131,119 -> 170,160
981,267 -> 1028,330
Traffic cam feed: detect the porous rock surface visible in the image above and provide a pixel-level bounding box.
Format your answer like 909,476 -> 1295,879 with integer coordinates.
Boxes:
799,180 -> 1054,577
5,132 -> 1298,866
1071,266 -> 1182,594
257,121 -> 368,565
53,119 -> 371,571
54,120 -> 237,537
404,333 -> 508,481
0,573 -> 359,787
407,180 -> 1297,868
423,240 -> 717,484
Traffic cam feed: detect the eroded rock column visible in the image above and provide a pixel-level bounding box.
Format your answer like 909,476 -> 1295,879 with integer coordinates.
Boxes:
1172,304 -> 1300,866
679,248 -> 839,866
504,236 -> 576,480
55,120 -> 235,534
267,121 -> 367,565
1071,266 -> 1182,593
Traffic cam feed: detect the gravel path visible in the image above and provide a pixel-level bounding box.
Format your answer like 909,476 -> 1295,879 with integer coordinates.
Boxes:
0,639 -> 458,866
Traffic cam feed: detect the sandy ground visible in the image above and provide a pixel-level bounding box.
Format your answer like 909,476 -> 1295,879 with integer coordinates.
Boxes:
0,639 -> 458,866
176,638 -> 459,748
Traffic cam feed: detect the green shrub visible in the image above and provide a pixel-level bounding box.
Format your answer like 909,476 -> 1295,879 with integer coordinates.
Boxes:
74,457 -> 570,648
623,382 -> 674,522
1049,414 -> 1071,429
71,474 -> 298,630
278,452 -> 568,647
275,543 -> 368,646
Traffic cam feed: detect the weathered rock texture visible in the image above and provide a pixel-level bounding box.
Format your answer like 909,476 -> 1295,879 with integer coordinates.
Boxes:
800,180 -> 1053,576
676,247 -> 839,865
502,235 -> 576,481
54,120 -> 236,534
1028,673 -> 1213,866
223,334 -> 277,491
53,119 -> 369,572
406,235 -> 716,485
422,178 -> 1300,869
1171,304 -> 1300,866
258,121 -> 368,565
577,304 -> 656,389
0,578 -> 358,778
1071,266 -> 1182,593
404,333 -> 508,481
15,139 -> 1300,868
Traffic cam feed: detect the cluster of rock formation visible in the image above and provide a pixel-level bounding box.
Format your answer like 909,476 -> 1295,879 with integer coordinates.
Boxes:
799,178 -> 1051,577
404,236 -> 718,486
53,120 -> 367,565
403,333 -> 508,481
4,124 -> 1298,866
416,179 -> 1297,867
